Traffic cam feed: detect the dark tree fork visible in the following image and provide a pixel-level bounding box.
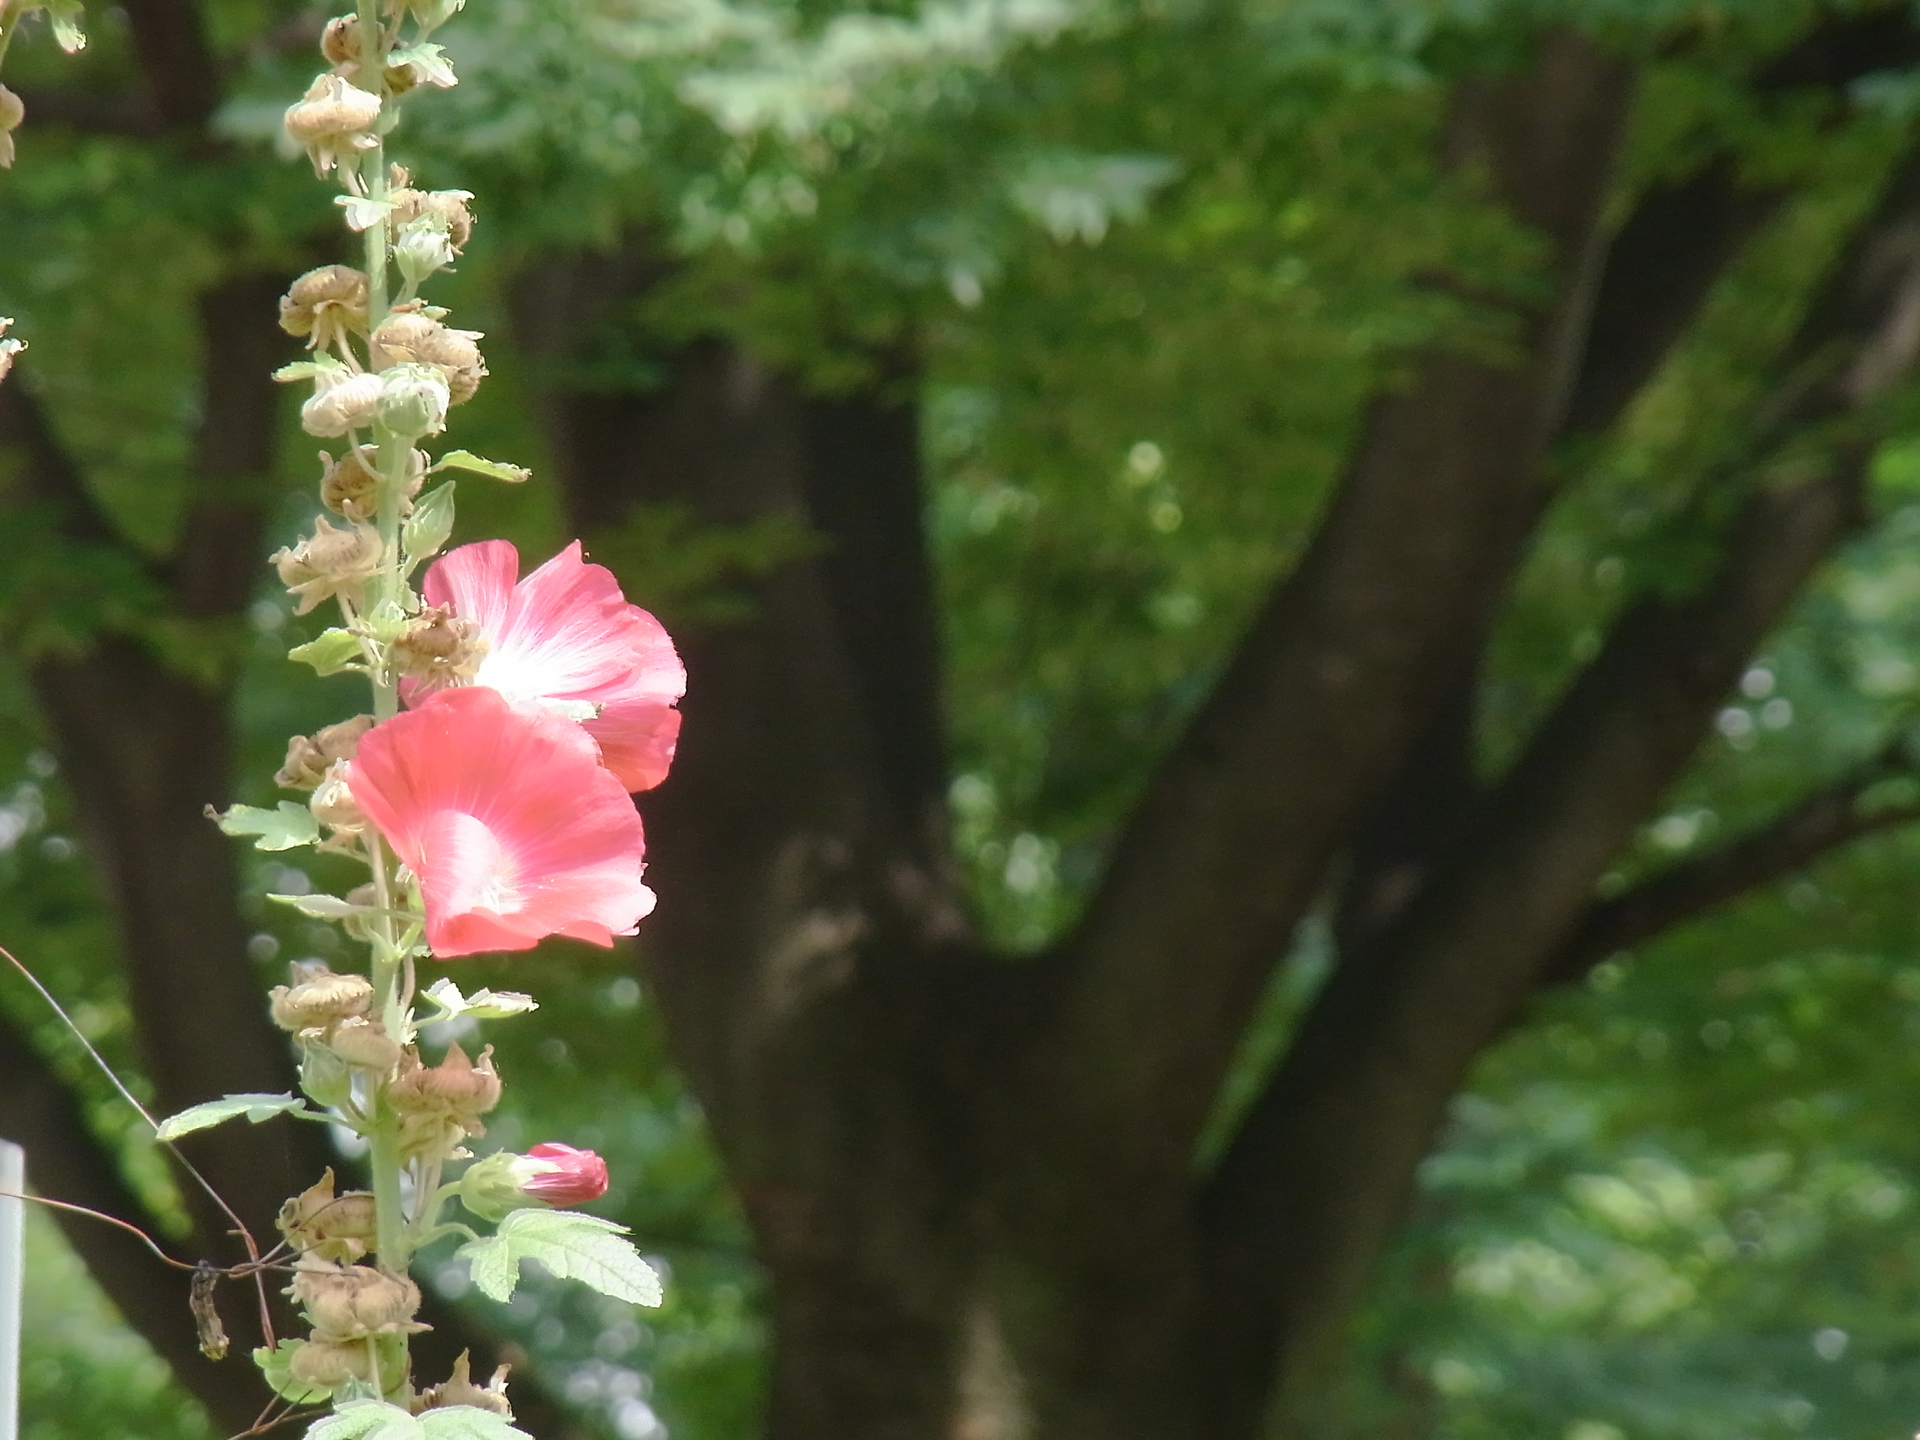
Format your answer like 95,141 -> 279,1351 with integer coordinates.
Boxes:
8,7 -> 1920,1440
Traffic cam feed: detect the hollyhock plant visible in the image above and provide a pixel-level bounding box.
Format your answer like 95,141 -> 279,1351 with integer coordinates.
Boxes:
347,685 -> 655,957
415,539 -> 685,792
175,0 -> 670,1423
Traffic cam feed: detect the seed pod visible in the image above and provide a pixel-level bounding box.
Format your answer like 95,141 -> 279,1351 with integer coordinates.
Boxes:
327,1016 -> 403,1072
389,1041 -> 502,1119
309,760 -> 366,833
270,515 -> 382,614
389,188 -> 476,252
376,363 -> 450,439
288,1337 -> 375,1388
278,1169 -> 379,1262
389,606 -> 485,690
270,967 -> 374,1031
292,1259 -> 423,1340
0,86 -> 23,170
301,370 -> 385,438
372,312 -> 486,406
277,713 -> 376,790
420,1352 -> 514,1419
319,445 -> 426,522
280,265 -> 368,346
283,73 -> 382,178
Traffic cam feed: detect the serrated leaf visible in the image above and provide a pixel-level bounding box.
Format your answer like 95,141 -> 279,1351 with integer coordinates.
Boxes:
268,892 -> 368,920
307,1400 -> 423,1440
418,1407 -> 532,1440
155,1092 -> 308,1141
289,628 -> 366,676
211,801 -> 320,852
433,450 -> 529,484
423,978 -> 538,1022
403,482 -> 456,569
456,1209 -> 662,1307
254,1341 -> 334,1405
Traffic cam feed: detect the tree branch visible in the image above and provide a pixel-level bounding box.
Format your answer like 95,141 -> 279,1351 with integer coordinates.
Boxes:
1042,24 -> 1636,1171
0,379 -> 135,551
1545,752 -> 1920,983
1191,139 -> 1920,1440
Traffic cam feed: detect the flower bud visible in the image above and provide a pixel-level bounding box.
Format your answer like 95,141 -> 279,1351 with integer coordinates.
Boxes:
270,966 -> 374,1031
277,713 -> 375,790
459,1142 -> 609,1222
319,445 -> 426,522
288,1337 -> 375,1388
0,86 -> 23,170
271,516 -> 382,614
376,363 -> 450,439
283,73 -> 383,178
278,1169 -> 379,1262
390,188 -> 475,253
389,606 -> 485,690
291,1259 -> 423,1340
420,1352 -> 514,1419
310,760 -> 366,832
301,370 -> 385,438
327,1015 -> 403,1071
394,222 -> 456,287
280,266 -> 368,348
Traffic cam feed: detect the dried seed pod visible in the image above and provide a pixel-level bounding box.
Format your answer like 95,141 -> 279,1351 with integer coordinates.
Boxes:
389,1041 -> 502,1127
288,1336 -> 375,1388
269,966 -> 374,1031
301,370 -> 385,438
309,760 -> 366,833
389,606 -> 485,690
419,1351 -> 514,1418
372,311 -> 486,406
0,85 -> 23,170
320,445 -> 427,522
270,515 -> 382,613
283,73 -> 382,178
291,1259 -> 424,1340
327,1015 -> 403,1071
278,1169 -> 379,1262
389,188 -> 476,252
280,265 -> 368,347
277,713 -> 375,790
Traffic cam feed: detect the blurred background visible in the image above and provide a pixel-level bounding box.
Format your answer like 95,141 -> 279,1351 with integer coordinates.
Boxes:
12,1 -> 1920,1438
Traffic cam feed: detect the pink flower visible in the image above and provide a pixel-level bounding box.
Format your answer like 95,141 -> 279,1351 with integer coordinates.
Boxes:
415,540 -> 684,792
346,685 -> 654,957
519,1143 -> 610,1205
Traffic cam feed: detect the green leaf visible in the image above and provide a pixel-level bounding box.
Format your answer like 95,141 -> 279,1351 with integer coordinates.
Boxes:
417,1408 -> 532,1440
422,977 -> 539,1022
456,1209 -> 662,1307
209,801 -> 320,852
154,1093 -> 309,1142
268,892 -> 370,921
306,1400 -> 423,1440
254,1341 -> 334,1405
336,195 -> 396,233
403,482 -> 457,570
299,1037 -> 354,1110
433,450 -> 530,484
289,628 -> 366,677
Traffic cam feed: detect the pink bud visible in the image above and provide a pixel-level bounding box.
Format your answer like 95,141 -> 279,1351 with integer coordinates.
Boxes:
519,1143 -> 608,1205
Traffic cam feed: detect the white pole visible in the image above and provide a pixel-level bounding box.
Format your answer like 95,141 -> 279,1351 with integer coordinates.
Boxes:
0,1141 -> 22,1440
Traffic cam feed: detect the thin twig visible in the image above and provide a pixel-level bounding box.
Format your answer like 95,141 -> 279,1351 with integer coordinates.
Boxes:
0,941 -> 279,1346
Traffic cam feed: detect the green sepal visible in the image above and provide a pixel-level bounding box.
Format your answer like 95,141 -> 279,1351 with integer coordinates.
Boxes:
46,0 -> 86,53
422,977 -> 538,1022
403,482 -> 456,571
289,628 -> 365,676
254,1340 -> 334,1405
299,1036 -> 353,1110
209,801 -> 320,851
433,450 -> 529,484
274,354 -> 346,384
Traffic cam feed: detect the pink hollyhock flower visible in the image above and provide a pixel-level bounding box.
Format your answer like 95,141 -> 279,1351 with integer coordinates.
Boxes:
414,540 -> 684,792
519,1143 -> 610,1204
346,685 -> 654,957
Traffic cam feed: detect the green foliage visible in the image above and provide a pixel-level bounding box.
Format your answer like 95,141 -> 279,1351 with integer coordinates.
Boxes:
212,801 -> 322,852
151,1091 -> 312,1141
460,1209 -> 665,1307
